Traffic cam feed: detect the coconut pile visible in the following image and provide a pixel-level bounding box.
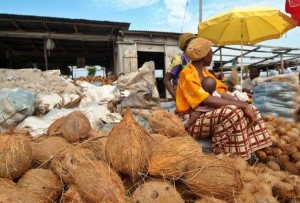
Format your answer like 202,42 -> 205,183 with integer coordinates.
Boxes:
1,109 -> 300,203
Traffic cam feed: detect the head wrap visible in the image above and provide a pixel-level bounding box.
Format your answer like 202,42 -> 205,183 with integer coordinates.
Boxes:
186,38 -> 212,61
178,33 -> 197,51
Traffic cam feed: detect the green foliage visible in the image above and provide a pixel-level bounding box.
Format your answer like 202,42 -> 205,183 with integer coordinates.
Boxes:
87,66 -> 96,77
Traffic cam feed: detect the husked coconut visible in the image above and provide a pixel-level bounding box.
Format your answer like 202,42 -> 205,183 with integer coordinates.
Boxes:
62,185 -> 84,203
149,136 -> 202,180
105,108 -> 151,180
60,111 -> 91,143
72,160 -> 126,203
131,181 -> 184,203
184,155 -> 243,202
0,131 -> 32,180
149,110 -> 188,138
0,178 -> 19,190
80,130 -> 108,161
0,188 -> 42,203
30,136 -> 69,168
50,145 -> 97,184
18,169 -> 63,203
194,196 -> 227,203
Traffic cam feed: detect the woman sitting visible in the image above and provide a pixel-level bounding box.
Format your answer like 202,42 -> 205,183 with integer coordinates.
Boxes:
175,37 -> 272,160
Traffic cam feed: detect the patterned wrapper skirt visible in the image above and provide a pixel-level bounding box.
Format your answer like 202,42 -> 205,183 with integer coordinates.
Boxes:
176,104 -> 272,160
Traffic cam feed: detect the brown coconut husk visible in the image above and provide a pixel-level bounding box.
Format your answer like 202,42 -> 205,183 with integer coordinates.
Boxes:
59,111 -> 92,143
30,136 -> 69,168
0,178 -> 19,190
61,185 -> 84,203
184,155 -> 243,202
175,181 -> 198,202
50,145 -> 97,184
272,181 -> 295,202
194,196 -> 227,203
0,188 -> 42,203
131,180 -> 184,203
149,136 -> 202,180
0,131 -> 32,180
17,169 -> 63,203
80,130 -> 108,161
234,190 -> 256,203
149,110 -> 188,138
149,133 -> 169,143
72,160 -> 126,203
105,108 -> 151,180
47,116 -> 66,136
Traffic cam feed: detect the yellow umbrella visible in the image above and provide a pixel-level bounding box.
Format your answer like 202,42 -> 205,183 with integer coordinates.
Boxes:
198,6 -> 297,85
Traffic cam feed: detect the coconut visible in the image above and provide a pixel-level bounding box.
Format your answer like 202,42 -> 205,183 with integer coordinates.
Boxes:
149,133 -> 169,146
105,108 -> 151,180
234,190 -> 256,203
50,145 -> 97,184
61,186 -> 83,203
148,110 -> 188,138
0,178 -> 18,190
18,169 -> 63,203
0,131 -> 32,180
30,136 -> 69,168
149,136 -> 202,180
131,181 -> 184,203
267,161 -> 281,171
60,111 -> 91,143
47,116 -> 66,136
72,160 -> 126,203
175,181 -> 198,202
263,114 -> 275,122
80,130 -> 108,161
0,188 -> 42,203
194,197 -> 227,203
184,155 -> 243,202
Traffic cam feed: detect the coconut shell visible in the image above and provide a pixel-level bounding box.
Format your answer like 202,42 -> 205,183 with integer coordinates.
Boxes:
283,162 -> 299,175
72,160 -> 126,203
256,150 -> 267,161
272,181 -> 295,202
62,186 -> 84,203
60,111 -> 91,143
30,136 -> 69,168
50,145 -> 97,184
105,108 -> 151,180
18,169 -> 63,203
263,114 -> 275,122
131,181 -> 184,203
149,136 -> 202,180
80,130 -> 108,161
0,133 -> 32,180
0,188 -> 42,203
267,161 -> 281,171
149,110 -> 188,138
184,155 -> 243,202
47,116 -> 66,136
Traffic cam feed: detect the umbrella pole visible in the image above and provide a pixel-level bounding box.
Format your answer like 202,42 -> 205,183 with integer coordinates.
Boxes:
240,20 -> 243,88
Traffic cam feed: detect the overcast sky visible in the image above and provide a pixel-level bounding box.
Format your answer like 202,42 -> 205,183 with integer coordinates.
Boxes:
1,0 -> 299,65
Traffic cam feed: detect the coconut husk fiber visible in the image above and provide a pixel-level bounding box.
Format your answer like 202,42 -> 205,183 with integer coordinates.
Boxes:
18,169 -> 63,203
0,131 -> 32,180
184,155 -> 243,202
194,196 -> 227,203
72,160 -> 126,203
80,129 -> 108,161
0,188 -> 42,203
0,178 -> 19,190
47,116 -> 66,136
105,108 -> 151,180
149,136 -> 202,180
131,180 -> 184,203
30,136 -> 70,168
149,110 -> 188,138
50,145 -> 97,184
62,185 -> 84,203
60,111 -> 91,143
148,133 -> 168,145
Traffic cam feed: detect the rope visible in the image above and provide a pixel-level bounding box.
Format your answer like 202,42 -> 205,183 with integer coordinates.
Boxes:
181,0 -> 189,33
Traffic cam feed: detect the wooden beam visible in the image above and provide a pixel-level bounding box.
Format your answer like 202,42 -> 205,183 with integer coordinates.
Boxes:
12,20 -> 22,29
43,22 -> 50,31
10,50 -> 109,57
0,31 -> 116,41
73,24 -> 79,33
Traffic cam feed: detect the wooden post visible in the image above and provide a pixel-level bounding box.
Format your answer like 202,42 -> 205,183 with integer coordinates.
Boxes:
44,37 -> 48,70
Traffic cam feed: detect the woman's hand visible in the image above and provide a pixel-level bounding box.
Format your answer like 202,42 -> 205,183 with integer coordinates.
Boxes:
242,106 -> 258,126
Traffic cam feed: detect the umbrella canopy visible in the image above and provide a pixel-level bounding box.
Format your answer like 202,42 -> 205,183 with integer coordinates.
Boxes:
286,0 -> 300,26
198,6 -> 297,46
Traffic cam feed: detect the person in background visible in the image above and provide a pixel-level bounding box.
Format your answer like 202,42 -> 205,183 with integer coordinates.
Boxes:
163,33 -> 196,100
242,66 -> 260,95
269,64 -> 280,76
183,76 -> 220,130
175,37 -> 272,160
283,61 -> 293,74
